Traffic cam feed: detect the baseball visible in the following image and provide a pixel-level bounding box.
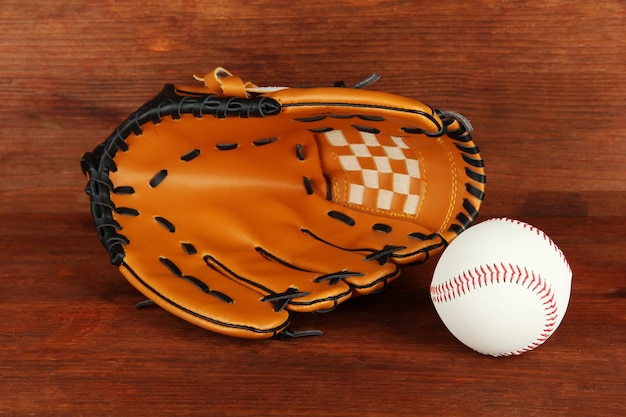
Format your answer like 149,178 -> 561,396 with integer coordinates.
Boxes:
430,218 -> 572,356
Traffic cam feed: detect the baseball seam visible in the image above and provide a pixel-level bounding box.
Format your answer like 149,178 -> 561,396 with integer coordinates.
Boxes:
496,218 -> 571,272
430,262 -> 559,356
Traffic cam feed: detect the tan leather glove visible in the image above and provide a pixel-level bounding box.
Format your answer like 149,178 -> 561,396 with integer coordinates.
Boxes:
82,68 -> 485,338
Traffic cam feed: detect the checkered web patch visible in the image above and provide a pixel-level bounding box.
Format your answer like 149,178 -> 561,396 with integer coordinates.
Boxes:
322,130 -> 422,215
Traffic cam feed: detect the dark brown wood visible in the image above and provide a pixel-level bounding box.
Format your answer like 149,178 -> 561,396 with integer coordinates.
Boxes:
1,1 -> 624,415
1,214 -> 624,416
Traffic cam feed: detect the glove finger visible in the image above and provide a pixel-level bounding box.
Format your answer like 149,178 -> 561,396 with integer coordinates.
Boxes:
120,258 -> 290,339
108,179 -> 354,321
255,228 -> 401,296
301,213 -> 448,266
204,250 -> 355,314
117,231 -> 290,339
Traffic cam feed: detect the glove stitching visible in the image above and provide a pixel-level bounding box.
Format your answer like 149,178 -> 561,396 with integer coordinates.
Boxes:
303,177 -> 314,195
313,271 -> 365,285
253,137 -> 278,146
180,149 -> 201,161
149,169 -> 168,188
83,75 -> 486,338
158,257 -> 234,304
122,262 -> 288,335
204,254 -> 343,311
154,216 -> 175,233
295,143 -> 306,160
181,242 -> 197,255
216,142 -> 239,151
439,136 -> 459,234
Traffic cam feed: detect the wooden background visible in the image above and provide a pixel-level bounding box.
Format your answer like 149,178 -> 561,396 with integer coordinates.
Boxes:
1,1 -> 624,416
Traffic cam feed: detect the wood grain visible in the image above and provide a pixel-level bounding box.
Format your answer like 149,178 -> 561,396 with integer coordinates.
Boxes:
1,0 -> 624,216
1,213 -> 624,416
0,1 -> 624,415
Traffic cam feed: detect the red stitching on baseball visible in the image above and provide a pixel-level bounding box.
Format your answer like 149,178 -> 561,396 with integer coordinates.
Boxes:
495,218 -> 571,274
430,261 -> 560,356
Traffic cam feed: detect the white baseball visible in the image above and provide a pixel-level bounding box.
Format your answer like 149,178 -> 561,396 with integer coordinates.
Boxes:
430,218 -> 572,356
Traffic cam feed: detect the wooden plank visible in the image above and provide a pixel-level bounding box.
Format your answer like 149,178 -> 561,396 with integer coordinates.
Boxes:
0,213 -> 624,416
0,0 -> 624,414
0,1 -> 624,216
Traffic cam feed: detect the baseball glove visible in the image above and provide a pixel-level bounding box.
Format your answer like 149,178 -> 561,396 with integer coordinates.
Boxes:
81,67 -> 485,339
